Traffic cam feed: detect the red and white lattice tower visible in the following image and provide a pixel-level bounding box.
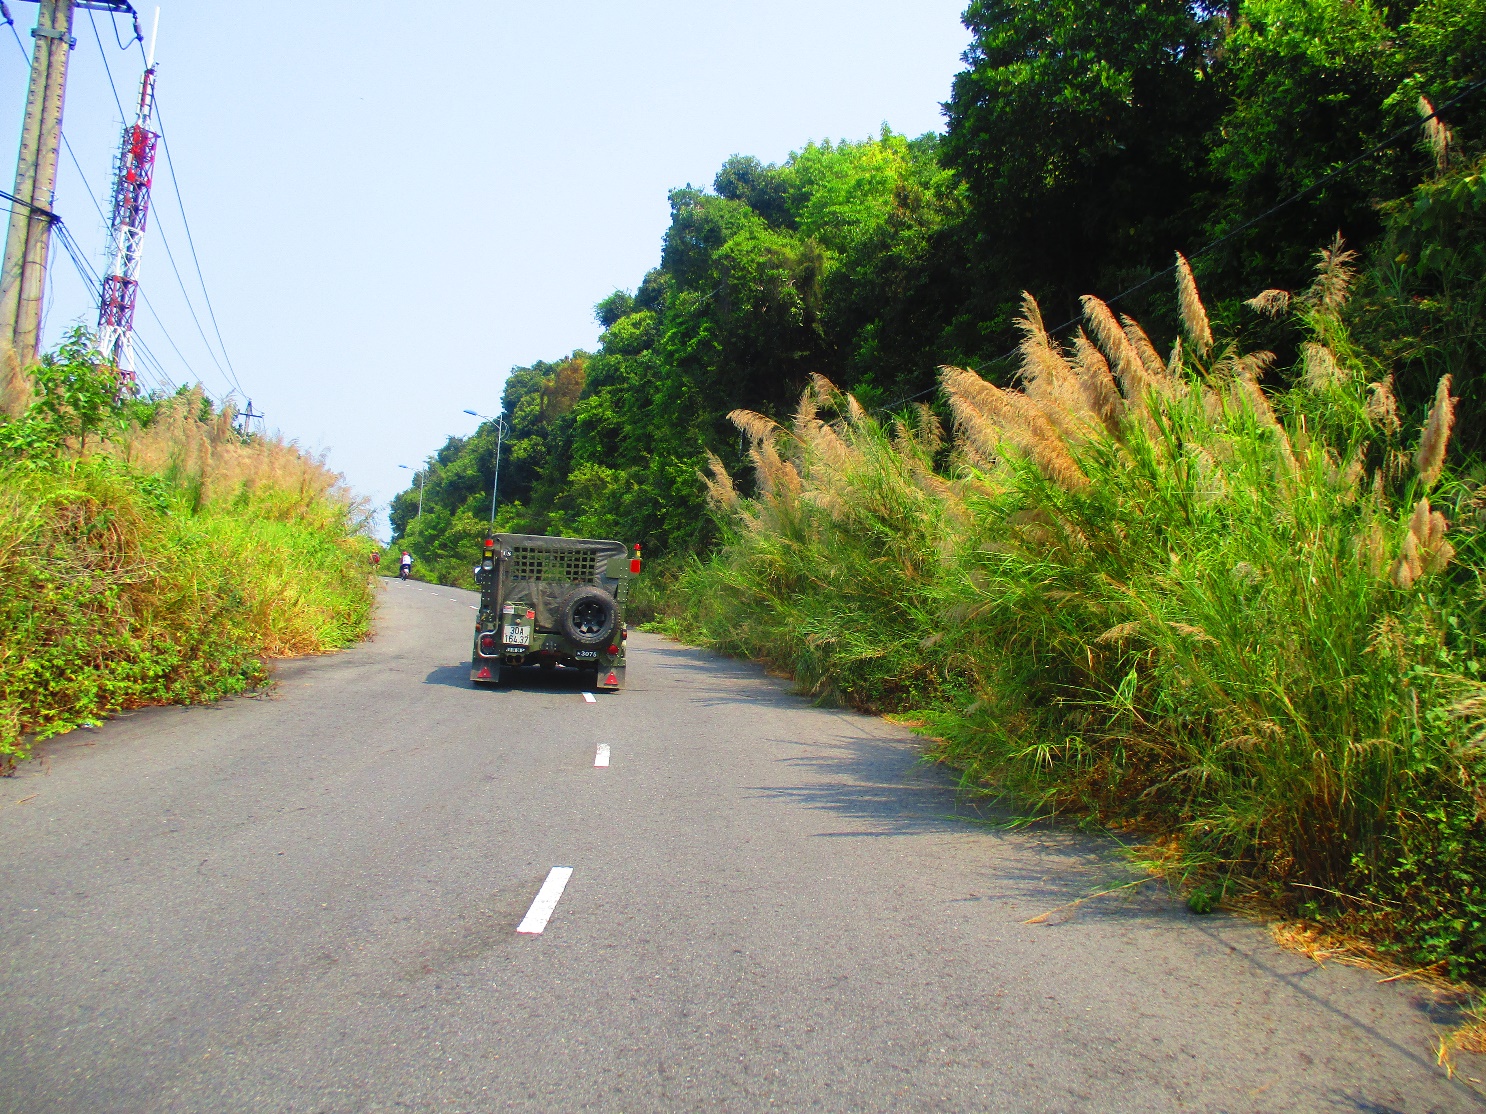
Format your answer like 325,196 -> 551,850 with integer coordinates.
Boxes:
97,16 -> 160,389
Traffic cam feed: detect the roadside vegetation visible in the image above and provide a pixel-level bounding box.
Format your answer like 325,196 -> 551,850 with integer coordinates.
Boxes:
0,330 -> 376,766
674,248 -> 1486,982
390,0 -> 1486,979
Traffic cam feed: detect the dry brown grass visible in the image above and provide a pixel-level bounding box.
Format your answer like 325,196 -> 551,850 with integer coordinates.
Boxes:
105,388 -> 363,522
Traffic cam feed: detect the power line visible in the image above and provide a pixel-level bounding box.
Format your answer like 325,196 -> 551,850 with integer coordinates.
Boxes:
84,6 -> 127,122
151,97 -> 243,394
137,286 -> 221,398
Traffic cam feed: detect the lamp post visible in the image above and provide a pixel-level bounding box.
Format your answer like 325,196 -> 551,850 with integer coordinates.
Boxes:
463,410 -> 509,525
398,464 -> 425,518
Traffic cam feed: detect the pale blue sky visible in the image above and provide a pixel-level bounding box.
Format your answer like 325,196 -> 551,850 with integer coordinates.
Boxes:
3,1 -> 971,534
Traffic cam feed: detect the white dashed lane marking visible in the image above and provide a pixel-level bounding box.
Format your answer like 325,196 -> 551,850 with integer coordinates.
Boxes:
594,744 -> 610,767
516,867 -> 574,935
582,692 -> 596,704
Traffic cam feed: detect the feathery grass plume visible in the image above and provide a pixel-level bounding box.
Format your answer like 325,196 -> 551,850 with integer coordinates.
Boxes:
1356,520 -> 1388,578
944,391 -> 1005,465
1419,95 -> 1453,173
1168,622 -> 1216,644
845,394 -> 868,425
701,450 -> 738,510
1121,315 -> 1171,389
749,437 -> 802,500
806,418 -> 856,472
1013,305 -> 1101,444
1367,376 -> 1402,434
1415,375 -> 1455,486
1309,234 -> 1359,313
1338,453 -> 1366,500
728,408 -> 780,446
1017,293 -> 1084,401
1167,337 -> 1184,377
1409,497 -> 1433,550
913,403 -> 943,453
1406,496 -> 1456,575
792,386 -> 819,436
941,364 -> 1089,491
1392,528 -> 1423,588
1220,350 -> 1276,384
0,344 -> 30,418
1070,329 -> 1122,429
1301,343 -> 1343,390
1095,621 -> 1142,644
1245,289 -> 1292,318
1082,296 -> 1146,403
809,373 -> 841,408
1174,252 -> 1214,357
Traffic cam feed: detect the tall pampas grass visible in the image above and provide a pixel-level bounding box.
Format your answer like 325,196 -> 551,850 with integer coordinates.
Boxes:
677,247 -> 1483,979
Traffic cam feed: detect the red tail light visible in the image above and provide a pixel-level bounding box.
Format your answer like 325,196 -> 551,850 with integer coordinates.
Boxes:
630,543 -> 641,575
608,644 -> 619,654
479,633 -> 498,655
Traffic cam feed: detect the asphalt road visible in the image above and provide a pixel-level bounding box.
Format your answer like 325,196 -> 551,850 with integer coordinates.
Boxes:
2,578 -> 1483,1113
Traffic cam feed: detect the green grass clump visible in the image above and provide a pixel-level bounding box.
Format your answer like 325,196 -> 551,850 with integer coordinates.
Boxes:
671,247 -> 1486,981
0,354 -> 376,762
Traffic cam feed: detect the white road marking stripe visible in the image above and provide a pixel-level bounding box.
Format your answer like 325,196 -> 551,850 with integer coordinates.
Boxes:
594,744 -> 610,767
582,692 -> 596,703
516,867 -> 573,935
469,605 -> 477,610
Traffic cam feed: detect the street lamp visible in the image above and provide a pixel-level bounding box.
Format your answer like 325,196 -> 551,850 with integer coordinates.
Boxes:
398,464 -> 425,518
463,409 -> 509,525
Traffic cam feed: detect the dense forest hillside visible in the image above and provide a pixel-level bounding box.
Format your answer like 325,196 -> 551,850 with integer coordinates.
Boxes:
392,0 -> 1485,577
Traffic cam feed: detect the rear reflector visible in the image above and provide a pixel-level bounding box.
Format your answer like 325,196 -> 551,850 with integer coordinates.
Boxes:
477,666 -> 491,679
608,644 -> 618,654
605,672 -> 618,686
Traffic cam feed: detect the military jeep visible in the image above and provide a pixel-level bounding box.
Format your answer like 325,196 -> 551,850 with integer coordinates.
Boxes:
470,533 -> 638,691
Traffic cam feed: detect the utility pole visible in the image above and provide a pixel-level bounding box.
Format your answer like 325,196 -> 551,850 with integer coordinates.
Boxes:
236,398 -> 263,437
0,1 -> 140,369
0,0 -> 76,364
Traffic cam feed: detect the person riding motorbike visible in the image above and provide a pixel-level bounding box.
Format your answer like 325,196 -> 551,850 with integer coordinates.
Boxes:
399,551 -> 412,580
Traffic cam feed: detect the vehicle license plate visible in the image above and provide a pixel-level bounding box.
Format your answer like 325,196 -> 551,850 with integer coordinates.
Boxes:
504,624 -> 530,646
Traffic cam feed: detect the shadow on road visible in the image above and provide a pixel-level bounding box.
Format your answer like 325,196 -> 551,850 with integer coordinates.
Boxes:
422,662 -> 608,693
423,664 -> 474,689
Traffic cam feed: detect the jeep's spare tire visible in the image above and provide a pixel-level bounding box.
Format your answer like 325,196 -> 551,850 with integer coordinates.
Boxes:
559,586 -> 617,647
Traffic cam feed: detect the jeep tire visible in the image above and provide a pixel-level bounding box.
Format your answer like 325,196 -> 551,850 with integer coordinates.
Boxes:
559,585 -> 617,648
